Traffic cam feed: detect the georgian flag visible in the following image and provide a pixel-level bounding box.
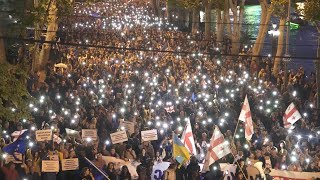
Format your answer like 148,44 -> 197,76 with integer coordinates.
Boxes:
202,126 -> 230,172
239,95 -> 254,141
283,103 -> 302,129
181,119 -> 197,155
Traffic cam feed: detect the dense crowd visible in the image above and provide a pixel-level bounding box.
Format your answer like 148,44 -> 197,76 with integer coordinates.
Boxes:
1,0 -> 320,180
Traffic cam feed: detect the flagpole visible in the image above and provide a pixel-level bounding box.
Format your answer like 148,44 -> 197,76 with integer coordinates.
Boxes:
232,120 -> 240,140
231,153 -> 249,180
84,157 -> 111,180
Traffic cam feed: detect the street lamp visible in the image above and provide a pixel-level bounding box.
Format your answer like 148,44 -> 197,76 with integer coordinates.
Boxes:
268,24 -> 280,79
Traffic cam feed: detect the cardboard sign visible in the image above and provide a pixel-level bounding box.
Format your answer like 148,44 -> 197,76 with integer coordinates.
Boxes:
120,120 -> 135,135
61,158 -> 79,171
41,160 -> 59,172
82,129 -> 97,141
36,129 -> 52,141
5,153 -> 23,164
141,129 -> 158,141
110,131 -> 128,144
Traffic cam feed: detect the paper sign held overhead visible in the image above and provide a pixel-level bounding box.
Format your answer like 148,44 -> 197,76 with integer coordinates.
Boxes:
119,120 -> 135,135
141,129 -> 158,142
5,153 -> 23,164
82,129 -> 98,141
110,131 -> 128,144
42,160 -> 59,172
36,129 -> 52,142
61,158 -> 79,171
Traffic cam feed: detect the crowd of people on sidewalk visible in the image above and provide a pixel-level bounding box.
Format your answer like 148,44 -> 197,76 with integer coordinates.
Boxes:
1,0 -> 320,180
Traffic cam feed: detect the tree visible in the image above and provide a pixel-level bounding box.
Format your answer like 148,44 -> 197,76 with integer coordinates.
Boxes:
251,0 -> 273,63
272,0 -> 288,78
151,0 -> 160,17
215,0 -> 225,46
225,0 -> 246,56
178,0 -> 201,35
0,61 -> 33,121
203,0 -> 213,40
33,0 -> 72,72
302,0 -> 320,108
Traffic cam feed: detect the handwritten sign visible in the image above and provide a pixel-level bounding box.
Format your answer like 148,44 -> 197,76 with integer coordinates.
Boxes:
36,129 -> 52,141
141,129 -> 158,141
110,131 -> 128,144
5,153 -> 23,164
61,158 -> 79,171
82,129 -> 97,141
120,120 -> 135,135
41,160 -> 59,172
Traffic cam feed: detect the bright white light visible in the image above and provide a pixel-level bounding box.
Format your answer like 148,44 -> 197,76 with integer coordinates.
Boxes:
244,144 -> 249,149
29,142 -> 34,147
306,158 -> 310,163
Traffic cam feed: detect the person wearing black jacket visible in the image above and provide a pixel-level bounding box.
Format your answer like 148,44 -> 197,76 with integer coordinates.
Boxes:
186,156 -> 200,180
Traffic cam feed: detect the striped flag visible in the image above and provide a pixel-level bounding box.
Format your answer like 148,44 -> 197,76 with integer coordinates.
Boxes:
239,95 -> 254,141
203,126 -> 230,171
181,119 -> 197,155
172,134 -> 191,165
283,103 -> 302,129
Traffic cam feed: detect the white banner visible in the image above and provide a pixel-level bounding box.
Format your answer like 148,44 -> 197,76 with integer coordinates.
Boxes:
141,129 -> 158,142
110,131 -> 128,144
82,129 -> 98,141
219,163 -> 320,180
120,120 -> 135,135
65,128 -> 80,138
270,169 -> 320,180
36,129 -> 52,141
102,156 -> 138,178
61,158 -> 79,171
151,162 -> 170,180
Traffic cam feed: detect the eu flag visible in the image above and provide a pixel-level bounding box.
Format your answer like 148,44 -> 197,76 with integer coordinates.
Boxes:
3,130 -> 29,155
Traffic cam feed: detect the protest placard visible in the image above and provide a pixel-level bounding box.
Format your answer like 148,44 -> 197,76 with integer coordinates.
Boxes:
36,129 -> 52,141
82,129 -> 97,141
5,153 -> 23,164
141,129 -> 158,141
110,131 -> 128,144
41,160 -> 59,172
61,158 -> 79,171
119,120 -> 135,135
65,128 -> 80,138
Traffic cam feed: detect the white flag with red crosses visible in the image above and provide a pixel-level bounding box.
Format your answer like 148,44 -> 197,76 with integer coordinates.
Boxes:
283,103 -> 302,129
239,95 -> 254,141
202,126 -> 230,172
181,119 -> 197,155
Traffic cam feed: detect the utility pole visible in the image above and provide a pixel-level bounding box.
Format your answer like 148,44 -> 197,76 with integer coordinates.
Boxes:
316,35 -> 320,109
283,0 -> 291,91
